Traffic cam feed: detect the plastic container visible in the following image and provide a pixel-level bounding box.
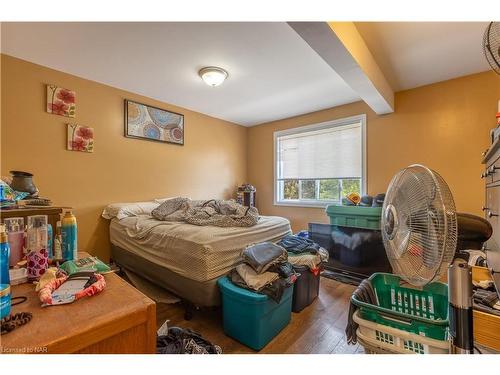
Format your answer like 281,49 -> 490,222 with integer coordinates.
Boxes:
4,217 -> 25,267
26,215 -> 49,281
0,284 -> 11,319
62,210 -> 78,261
54,221 -> 62,260
353,310 -> 449,354
218,276 -> 293,350
308,223 -> 391,280
47,223 -> 53,259
0,225 -> 11,285
325,205 -> 382,230
352,273 -> 449,340
292,265 -> 320,313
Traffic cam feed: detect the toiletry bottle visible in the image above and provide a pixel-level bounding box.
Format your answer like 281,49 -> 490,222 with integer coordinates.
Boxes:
4,217 -> 24,266
47,223 -> 53,259
0,225 -> 11,285
54,220 -> 62,260
26,215 -> 48,281
62,210 -> 78,261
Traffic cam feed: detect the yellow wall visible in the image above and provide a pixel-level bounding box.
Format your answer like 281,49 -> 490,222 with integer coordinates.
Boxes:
248,71 -> 500,232
2,53 -> 499,258
1,55 -> 248,260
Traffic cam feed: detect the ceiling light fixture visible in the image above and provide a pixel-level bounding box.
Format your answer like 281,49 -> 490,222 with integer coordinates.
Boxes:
199,66 -> 228,87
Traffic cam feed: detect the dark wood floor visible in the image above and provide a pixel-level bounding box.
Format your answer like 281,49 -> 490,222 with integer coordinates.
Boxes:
156,276 -> 365,354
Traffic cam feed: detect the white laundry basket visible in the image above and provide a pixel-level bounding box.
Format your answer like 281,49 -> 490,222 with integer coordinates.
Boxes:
353,310 -> 450,354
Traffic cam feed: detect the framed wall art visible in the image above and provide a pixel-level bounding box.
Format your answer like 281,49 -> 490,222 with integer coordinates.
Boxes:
67,124 -> 94,153
47,84 -> 76,118
124,100 -> 184,145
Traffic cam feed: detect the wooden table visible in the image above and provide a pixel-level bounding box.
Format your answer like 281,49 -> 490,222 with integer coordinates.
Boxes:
0,252 -> 156,354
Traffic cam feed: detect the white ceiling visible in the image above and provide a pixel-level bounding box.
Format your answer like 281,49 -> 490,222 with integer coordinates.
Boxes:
355,22 -> 491,91
1,22 -> 361,126
2,22 -> 493,125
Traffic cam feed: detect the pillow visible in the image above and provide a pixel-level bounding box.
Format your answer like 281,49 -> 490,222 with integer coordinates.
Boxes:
154,196 -> 184,203
102,201 -> 160,220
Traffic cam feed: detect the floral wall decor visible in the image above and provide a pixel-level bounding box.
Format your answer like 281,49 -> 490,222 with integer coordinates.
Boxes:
67,124 -> 94,153
47,84 -> 76,118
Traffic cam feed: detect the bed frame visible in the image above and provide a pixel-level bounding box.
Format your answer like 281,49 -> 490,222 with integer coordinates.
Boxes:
111,244 -> 221,320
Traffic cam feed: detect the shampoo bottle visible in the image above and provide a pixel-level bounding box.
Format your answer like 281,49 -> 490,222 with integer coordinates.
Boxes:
0,225 -> 11,285
61,210 -> 78,261
54,220 -> 62,260
4,217 -> 24,266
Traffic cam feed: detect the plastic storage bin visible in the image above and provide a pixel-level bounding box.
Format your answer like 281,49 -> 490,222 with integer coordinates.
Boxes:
218,276 -> 293,350
354,310 -> 449,354
292,265 -> 320,313
326,205 -> 382,230
352,273 -> 449,340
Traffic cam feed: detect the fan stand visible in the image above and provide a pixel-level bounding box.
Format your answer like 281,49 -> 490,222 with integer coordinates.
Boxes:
448,258 -> 474,354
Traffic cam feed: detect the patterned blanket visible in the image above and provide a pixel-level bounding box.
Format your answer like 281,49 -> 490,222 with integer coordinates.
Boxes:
151,198 -> 259,227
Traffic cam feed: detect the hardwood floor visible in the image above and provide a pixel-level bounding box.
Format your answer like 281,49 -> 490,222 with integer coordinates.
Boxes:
156,276 -> 365,354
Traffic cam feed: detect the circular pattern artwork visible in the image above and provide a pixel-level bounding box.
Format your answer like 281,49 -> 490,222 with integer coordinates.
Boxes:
126,100 -> 184,145
147,107 -> 183,129
143,123 -> 161,139
169,127 -> 184,143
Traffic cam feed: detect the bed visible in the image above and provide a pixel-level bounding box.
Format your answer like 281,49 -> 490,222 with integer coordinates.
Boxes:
104,201 -> 291,308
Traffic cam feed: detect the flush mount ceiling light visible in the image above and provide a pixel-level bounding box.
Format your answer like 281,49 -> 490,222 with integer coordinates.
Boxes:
199,66 -> 228,87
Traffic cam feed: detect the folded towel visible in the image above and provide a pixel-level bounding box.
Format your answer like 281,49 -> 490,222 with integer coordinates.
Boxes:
242,242 -> 287,274
235,264 -> 279,291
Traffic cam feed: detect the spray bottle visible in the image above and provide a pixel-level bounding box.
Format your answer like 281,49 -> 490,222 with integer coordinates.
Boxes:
0,225 -> 10,285
61,210 -> 78,261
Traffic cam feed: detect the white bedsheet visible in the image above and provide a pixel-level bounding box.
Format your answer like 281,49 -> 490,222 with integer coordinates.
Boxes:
110,215 -> 291,282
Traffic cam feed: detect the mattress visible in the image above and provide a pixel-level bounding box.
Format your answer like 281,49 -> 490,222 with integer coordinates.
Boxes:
109,215 -> 291,283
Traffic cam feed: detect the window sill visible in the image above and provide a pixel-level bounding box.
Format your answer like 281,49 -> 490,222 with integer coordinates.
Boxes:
273,201 -> 336,209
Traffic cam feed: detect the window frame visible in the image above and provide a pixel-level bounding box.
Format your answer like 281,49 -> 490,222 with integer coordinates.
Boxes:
273,114 -> 367,208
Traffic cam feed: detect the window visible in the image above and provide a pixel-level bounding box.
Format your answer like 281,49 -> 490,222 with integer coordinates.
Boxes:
274,115 -> 366,207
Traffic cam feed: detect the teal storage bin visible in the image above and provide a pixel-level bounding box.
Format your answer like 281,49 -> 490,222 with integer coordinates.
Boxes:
218,276 -> 293,350
326,204 -> 382,230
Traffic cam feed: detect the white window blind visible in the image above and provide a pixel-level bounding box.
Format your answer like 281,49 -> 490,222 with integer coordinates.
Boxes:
277,122 -> 362,180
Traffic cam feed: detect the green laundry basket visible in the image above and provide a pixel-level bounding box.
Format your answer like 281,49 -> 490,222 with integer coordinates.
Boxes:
325,204 -> 382,230
352,273 -> 449,340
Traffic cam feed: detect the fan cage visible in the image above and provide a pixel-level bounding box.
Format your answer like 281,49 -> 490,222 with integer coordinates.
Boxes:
382,165 -> 458,287
483,22 -> 500,75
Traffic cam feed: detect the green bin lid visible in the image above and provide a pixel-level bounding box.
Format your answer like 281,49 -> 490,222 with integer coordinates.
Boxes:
325,204 -> 382,216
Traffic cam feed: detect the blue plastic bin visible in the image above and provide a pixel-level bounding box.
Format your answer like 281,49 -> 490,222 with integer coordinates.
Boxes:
218,276 -> 293,350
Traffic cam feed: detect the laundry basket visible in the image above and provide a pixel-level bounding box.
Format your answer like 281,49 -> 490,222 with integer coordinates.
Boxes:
354,310 -> 450,354
351,273 -> 449,340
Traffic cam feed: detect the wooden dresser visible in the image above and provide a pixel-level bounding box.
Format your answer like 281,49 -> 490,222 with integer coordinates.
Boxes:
0,252 -> 156,354
482,138 -> 500,291
478,137 -> 500,351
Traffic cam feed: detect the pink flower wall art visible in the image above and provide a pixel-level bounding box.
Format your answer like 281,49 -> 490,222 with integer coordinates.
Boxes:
67,124 -> 94,153
47,84 -> 76,118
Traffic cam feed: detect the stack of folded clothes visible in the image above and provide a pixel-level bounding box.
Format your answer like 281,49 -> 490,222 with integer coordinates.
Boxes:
473,280 -> 500,317
229,242 -> 298,303
277,235 -> 329,275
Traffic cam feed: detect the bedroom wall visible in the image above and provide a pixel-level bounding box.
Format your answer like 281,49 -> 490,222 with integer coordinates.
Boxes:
248,71 -> 500,232
1,54 -> 248,261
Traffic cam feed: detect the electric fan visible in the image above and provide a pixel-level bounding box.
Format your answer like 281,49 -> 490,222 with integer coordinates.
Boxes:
483,22 -> 500,75
382,164 -> 473,354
